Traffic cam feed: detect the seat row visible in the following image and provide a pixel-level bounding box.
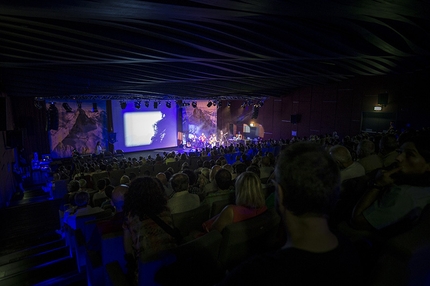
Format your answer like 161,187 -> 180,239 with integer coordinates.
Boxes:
64,206 -> 281,286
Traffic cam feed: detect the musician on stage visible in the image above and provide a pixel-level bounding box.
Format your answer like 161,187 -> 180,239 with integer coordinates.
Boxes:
236,131 -> 243,140
209,133 -> 217,147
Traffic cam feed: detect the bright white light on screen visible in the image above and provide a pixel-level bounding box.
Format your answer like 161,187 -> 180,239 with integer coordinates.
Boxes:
124,111 -> 163,147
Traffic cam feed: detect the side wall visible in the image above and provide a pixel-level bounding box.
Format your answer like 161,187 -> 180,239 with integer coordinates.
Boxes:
0,95 -> 18,208
218,71 -> 429,140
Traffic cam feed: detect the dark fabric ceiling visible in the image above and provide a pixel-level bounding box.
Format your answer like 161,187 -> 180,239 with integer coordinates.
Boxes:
1,0 -> 429,101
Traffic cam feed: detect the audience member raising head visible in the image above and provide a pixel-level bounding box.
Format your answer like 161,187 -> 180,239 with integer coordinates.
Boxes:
352,131 -> 430,231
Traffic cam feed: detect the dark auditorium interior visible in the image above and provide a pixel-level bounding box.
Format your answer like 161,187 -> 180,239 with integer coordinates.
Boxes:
1,1 -> 430,285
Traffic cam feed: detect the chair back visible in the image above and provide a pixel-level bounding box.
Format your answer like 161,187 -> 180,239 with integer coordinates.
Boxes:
371,204 -> 430,286
218,208 -> 281,270
109,169 -> 125,186
155,230 -> 224,286
210,198 -> 233,218
171,204 -> 210,237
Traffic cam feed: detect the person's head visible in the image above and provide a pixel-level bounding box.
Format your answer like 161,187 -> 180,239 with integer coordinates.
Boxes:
97,178 -> 106,191
181,169 -> 197,186
67,180 -> 80,193
78,179 -> 87,189
74,191 -> 90,207
181,162 -> 189,170
200,168 -> 210,179
357,139 -> 376,159
120,175 -> 130,185
396,133 -> 430,176
261,156 -> 271,167
235,171 -> 265,209
235,163 -> 247,175
210,165 -> 222,182
275,142 -> 340,216
215,168 -> 232,190
170,173 -> 189,193
222,164 -> 233,175
156,172 -> 168,185
123,176 -> 167,219
246,165 -> 260,178
329,145 -> 353,169
379,134 -> 398,155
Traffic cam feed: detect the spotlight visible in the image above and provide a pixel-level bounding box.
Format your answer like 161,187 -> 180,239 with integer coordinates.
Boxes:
166,101 -> 171,108
120,100 -> 127,110
92,103 -> 98,112
227,101 -> 231,107
207,101 -> 212,108
145,101 -> 149,108
62,103 -> 73,112
154,101 -> 158,109
192,102 -> 197,108
135,100 -> 141,109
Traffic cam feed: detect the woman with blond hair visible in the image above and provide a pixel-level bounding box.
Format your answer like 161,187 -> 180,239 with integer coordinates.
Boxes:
203,171 -> 267,233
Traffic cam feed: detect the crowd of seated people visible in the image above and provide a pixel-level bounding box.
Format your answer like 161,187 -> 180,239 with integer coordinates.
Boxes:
47,127 -> 430,285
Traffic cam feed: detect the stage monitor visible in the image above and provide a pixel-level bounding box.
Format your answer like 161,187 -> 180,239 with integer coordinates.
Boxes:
111,100 -> 177,153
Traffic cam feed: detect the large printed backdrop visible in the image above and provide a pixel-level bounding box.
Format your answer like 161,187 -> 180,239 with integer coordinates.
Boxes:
182,100 -> 217,145
48,101 -> 107,158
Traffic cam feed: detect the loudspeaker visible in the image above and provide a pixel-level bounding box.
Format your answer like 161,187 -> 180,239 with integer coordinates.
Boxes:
251,105 -> 259,119
0,97 -> 6,131
47,103 -> 59,130
108,132 -> 117,144
378,93 -> 388,105
291,114 -> 301,124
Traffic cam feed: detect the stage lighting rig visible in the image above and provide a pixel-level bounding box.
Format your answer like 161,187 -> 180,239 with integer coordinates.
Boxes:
120,100 -> 127,109
135,100 -> 141,109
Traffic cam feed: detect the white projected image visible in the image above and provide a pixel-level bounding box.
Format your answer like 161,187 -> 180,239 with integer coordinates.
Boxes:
124,111 -> 163,147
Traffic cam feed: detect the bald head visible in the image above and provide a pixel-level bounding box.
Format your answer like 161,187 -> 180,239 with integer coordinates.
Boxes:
330,145 -> 353,168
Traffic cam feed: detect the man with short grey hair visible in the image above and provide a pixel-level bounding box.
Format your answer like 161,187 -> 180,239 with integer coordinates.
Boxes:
330,145 -> 365,183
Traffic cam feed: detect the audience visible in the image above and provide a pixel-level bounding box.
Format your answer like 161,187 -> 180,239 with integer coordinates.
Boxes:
63,191 -> 104,230
111,175 -> 130,212
156,172 -> 174,198
378,134 -> 399,168
356,139 -> 383,174
48,127 -> 430,285
92,178 -> 108,207
219,142 -> 362,285
202,171 -> 267,233
330,145 -> 365,182
122,176 -> 177,284
351,131 -> 430,231
167,173 -> 200,214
